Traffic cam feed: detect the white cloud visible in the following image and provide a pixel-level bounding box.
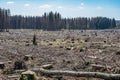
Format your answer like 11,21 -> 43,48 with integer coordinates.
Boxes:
58,6 -> 63,9
7,1 -> 14,4
96,6 -> 103,10
78,6 -> 84,10
78,2 -> 85,10
80,3 -> 84,6
39,4 -> 52,9
24,4 -> 30,7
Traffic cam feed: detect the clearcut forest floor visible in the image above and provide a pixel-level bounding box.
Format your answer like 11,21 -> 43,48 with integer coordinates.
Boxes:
0,29 -> 120,80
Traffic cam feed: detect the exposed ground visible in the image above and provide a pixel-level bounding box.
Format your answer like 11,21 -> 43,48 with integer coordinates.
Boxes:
0,29 -> 120,80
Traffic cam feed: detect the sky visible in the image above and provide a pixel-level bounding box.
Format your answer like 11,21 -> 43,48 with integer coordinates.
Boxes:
0,0 -> 120,19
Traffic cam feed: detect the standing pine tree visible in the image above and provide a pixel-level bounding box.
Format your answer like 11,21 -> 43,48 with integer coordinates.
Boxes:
111,18 -> 116,28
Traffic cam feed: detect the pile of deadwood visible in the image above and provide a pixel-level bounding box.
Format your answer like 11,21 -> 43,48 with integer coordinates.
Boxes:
8,64 -> 120,80
1,55 -> 119,80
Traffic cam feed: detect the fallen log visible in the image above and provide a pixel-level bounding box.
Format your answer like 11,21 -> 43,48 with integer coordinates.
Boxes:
39,65 -> 120,80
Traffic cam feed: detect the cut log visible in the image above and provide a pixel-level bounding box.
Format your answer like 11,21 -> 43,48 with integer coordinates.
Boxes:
39,64 -> 120,80
41,64 -> 53,70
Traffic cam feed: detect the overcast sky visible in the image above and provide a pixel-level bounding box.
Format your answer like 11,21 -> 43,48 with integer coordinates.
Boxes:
0,0 -> 120,19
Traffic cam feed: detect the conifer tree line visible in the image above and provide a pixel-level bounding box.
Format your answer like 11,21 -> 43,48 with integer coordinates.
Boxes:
0,8 -> 117,31
0,8 -> 10,31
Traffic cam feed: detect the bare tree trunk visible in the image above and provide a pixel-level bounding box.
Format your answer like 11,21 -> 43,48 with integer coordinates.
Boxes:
39,66 -> 120,80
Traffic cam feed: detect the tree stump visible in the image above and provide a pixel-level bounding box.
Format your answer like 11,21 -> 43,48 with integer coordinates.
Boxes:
19,70 -> 38,80
24,55 -> 33,61
0,62 -> 5,69
14,60 -> 27,70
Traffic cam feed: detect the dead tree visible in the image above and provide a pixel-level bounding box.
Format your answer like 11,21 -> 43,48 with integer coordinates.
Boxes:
33,34 -> 37,45
39,64 -> 120,80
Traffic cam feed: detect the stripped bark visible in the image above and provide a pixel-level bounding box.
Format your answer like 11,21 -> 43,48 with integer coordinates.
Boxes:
39,65 -> 120,80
